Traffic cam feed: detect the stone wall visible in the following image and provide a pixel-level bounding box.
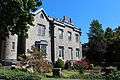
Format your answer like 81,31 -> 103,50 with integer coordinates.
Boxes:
26,11 -> 51,62
1,34 -> 18,61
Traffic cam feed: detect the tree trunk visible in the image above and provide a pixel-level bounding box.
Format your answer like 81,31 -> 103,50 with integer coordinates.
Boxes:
0,33 -> 6,61
0,37 -> 3,60
17,35 -> 26,57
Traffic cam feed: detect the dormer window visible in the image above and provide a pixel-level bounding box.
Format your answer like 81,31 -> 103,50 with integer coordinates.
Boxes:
40,14 -> 44,19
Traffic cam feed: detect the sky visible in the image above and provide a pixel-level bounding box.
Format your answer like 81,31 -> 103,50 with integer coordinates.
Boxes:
42,0 -> 120,44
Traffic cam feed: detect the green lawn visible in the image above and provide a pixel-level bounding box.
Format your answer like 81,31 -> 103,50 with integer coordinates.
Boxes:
42,78 -> 80,80
62,70 -> 80,78
0,67 -> 42,80
2,67 -> 118,80
44,70 -> 84,79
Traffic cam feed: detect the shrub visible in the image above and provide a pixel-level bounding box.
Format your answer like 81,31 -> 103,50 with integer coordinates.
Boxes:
84,71 -> 120,80
0,68 -> 41,80
55,59 -> 64,69
62,70 -> 82,79
17,48 -> 53,73
64,60 -> 72,70
73,58 -> 92,70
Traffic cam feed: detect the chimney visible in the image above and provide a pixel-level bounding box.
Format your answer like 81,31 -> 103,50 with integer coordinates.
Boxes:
63,16 -> 72,24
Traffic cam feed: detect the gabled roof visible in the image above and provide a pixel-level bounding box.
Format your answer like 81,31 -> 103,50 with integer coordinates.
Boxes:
31,8 -> 49,21
31,8 -> 81,35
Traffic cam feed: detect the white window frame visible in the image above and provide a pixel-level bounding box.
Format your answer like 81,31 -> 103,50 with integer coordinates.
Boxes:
68,48 -> 73,60
40,44 -> 47,54
75,34 -> 79,42
68,31 -> 72,41
37,24 -> 46,36
59,29 -> 63,39
12,42 -> 15,50
76,49 -> 80,58
59,46 -> 64,59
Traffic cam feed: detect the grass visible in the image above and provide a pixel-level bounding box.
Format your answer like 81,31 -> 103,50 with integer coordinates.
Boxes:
0,67 -> 106,80
45,70 -> 84,79
62,70 -> 80,78
0,67 -> 42,80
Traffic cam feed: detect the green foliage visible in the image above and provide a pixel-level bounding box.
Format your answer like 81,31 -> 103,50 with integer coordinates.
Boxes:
87,20 -> 106,65
62,70 -> 82,79
64,60 -> 73,70
105,27 -> 113,43
0,68 -> 41,80
55,59 -> 64,69
88,20 -> 104,40
86,20 -> 120,66
0,0 -> 42,36
0,0 -> 42,55
84,71 -> 120,80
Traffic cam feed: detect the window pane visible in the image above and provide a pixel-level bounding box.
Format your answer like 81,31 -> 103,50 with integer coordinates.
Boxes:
12,42 -> 15,50
41,26 -> 45,36
76,49 -> 80,58
68,48 -> 73,59
59,47 -> 64,59
37,24 -> 46,36
59,29 -> 63,39
35,42 -> 40,49
68,32 -> 71,41
40,45 -> 46,54
59,49 -> 62,57
71,49 -> 73,59
38,26 -> 41,36
75,34 -> 79,42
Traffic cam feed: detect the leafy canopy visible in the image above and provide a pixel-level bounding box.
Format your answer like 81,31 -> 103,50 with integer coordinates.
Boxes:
0,0 -> 42,37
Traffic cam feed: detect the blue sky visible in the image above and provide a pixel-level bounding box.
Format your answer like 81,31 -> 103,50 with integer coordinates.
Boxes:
42,0 -> 120,44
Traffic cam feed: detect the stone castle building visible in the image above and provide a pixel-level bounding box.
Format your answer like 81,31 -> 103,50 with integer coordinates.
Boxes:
0,8 -> 82,63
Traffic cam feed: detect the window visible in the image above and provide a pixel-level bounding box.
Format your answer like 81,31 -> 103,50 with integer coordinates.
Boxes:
76,49 -> 80,58
12,42 -> 15,50
68,48 -> 73,59
59,46 -> 64,59
35,41 -> 47,55
59,29 -> 63,39
75,34 -> 79,42
37,24 -> 46,36
68,31 -> 72,41
40,45 -> 47,54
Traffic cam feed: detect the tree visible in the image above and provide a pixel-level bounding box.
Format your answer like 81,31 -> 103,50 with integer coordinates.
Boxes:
0,0 -> 42,56
104,27 -> 113,43
87,20 -> 106,65
108,26 -> 120,67
104,27 -> 113,66
19,47 -> 52,73
0,0 -> 42,35
86,20 -> 120,68
82,43 -> 89,57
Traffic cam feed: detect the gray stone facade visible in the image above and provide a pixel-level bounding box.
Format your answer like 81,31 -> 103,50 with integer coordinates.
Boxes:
49,16 -> 82,62
26,9 -> 82,62
26,10 -> 51,61
0,34 -> 18,62
0,8 -> 82,63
